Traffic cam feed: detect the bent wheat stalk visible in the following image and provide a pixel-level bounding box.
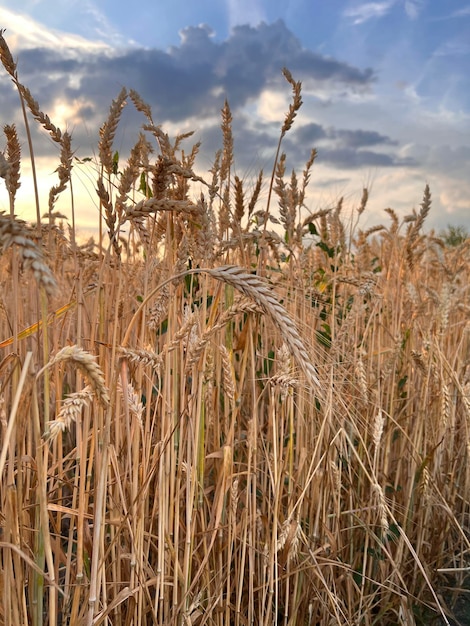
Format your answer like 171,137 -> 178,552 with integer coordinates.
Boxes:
122,265 -> 320,392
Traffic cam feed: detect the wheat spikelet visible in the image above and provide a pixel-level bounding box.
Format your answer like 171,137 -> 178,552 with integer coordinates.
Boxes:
299,149 -> 317,208
119,379 -> 143,427
116,133 -> 149,215
148,283 -> 170,330
271,342 -> 298,399
0,29 -> 17,77
247,170 -> 263,220
143,124 -> 172,156
355,355 -> 369,404
230,477 -> 239,518
129,88 -> 153,123
220,99 -> 233,183
186,297 -> 262,370
281,68 -> 302,136
406,185 -> 432,271
219,344 -> 235,402
41,346 -> 110,407
99,87 -> 127,174
48,131 -> 73,213
233,175 -> 245,229
44,386 -> 93,442
3,124 -> 21,200
18,83 -> 62,143
372,408 -> 385,451
0,212 -> 57,295
438,283 -> 452,334
373,482 -> 389,533
206,266 -> 320,391
119,347 -> 163,372
124,197 -> 196,221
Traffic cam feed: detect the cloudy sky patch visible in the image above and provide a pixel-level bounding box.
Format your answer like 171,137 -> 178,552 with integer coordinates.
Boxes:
0,0 -> 468,232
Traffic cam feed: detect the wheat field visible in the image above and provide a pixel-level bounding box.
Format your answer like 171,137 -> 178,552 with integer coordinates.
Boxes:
1,30 -> 470,626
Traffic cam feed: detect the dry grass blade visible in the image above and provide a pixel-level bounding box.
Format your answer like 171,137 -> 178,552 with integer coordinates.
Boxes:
1,38 -> 468,624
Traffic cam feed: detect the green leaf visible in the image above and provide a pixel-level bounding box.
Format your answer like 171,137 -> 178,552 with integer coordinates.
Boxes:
112,150 -> 119,175
308,222 -> 319,236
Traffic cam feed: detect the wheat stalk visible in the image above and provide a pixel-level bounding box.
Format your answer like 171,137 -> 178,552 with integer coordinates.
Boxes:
206,266 -> 320,391
37,345 -> 110,407
0,212 -> 57,295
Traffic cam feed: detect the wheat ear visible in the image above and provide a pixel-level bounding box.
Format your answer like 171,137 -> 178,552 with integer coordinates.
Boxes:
0,212 -> 57,295
206,266 -> 320,391
122,266 -> 321,393
37,346 -> 110,407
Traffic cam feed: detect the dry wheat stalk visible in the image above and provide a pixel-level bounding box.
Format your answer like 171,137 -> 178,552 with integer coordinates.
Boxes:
281,68 -> 302,137
3,124 -> 21,201
206,266 -> 320,391
220,99 -> 233,183
233,175 -> 245,229
0,29 -> 17,77
124,197 -> 196,221
44,385 -> 93,441
48,131 -> 73,213
18,84 -> 63,143
119,347 -> 163,372
406,185 -> 431,270
99,87 -> 127,174
129,88 -> 154,123
118,379 -> 143,427
219,344 -> 235,402
271,342 -> 298,399
185,297 -> 262,370
38,345 -> 110,407
0,212 -> 57,295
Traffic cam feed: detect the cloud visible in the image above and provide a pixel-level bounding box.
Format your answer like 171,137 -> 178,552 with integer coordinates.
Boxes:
403,0 -> 424,19
330,128 -> 397,148
1,19 -> 375,130
0,11 -> 467,232
450,6 -> 470,18
0,7 -> 112,51
318,148 -> 414,168
344,0 -> 424,24
343,2 -> 395,25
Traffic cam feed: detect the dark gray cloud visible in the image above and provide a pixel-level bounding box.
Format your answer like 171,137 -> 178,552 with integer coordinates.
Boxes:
2,20 -> 375,123
332,128 -> 397,148
198,117 -> 409,175
0,19 -> 406,173
319,147 -> 416,169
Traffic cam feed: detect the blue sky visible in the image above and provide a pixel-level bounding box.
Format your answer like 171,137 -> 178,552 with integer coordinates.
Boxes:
0,0 -> 469,232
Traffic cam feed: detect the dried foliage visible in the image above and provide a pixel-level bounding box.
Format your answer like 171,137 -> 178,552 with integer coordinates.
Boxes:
1,31 -> 469,626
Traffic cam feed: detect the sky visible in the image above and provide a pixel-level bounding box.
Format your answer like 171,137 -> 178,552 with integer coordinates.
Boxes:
0,0 -> 469,234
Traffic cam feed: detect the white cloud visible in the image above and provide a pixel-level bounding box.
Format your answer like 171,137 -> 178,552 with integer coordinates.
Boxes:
404,0 -> 425,19
257,89 -> 290,122
344,0 -> 424,24
451,5 -> 470,17
0,7 -> 111,53
344,2 -> 395,25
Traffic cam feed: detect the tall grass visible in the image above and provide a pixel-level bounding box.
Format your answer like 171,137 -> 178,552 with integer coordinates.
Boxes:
1,30 -> 470,625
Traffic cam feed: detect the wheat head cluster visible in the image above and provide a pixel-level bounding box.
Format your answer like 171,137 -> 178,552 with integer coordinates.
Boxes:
0,29 -> 470,626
